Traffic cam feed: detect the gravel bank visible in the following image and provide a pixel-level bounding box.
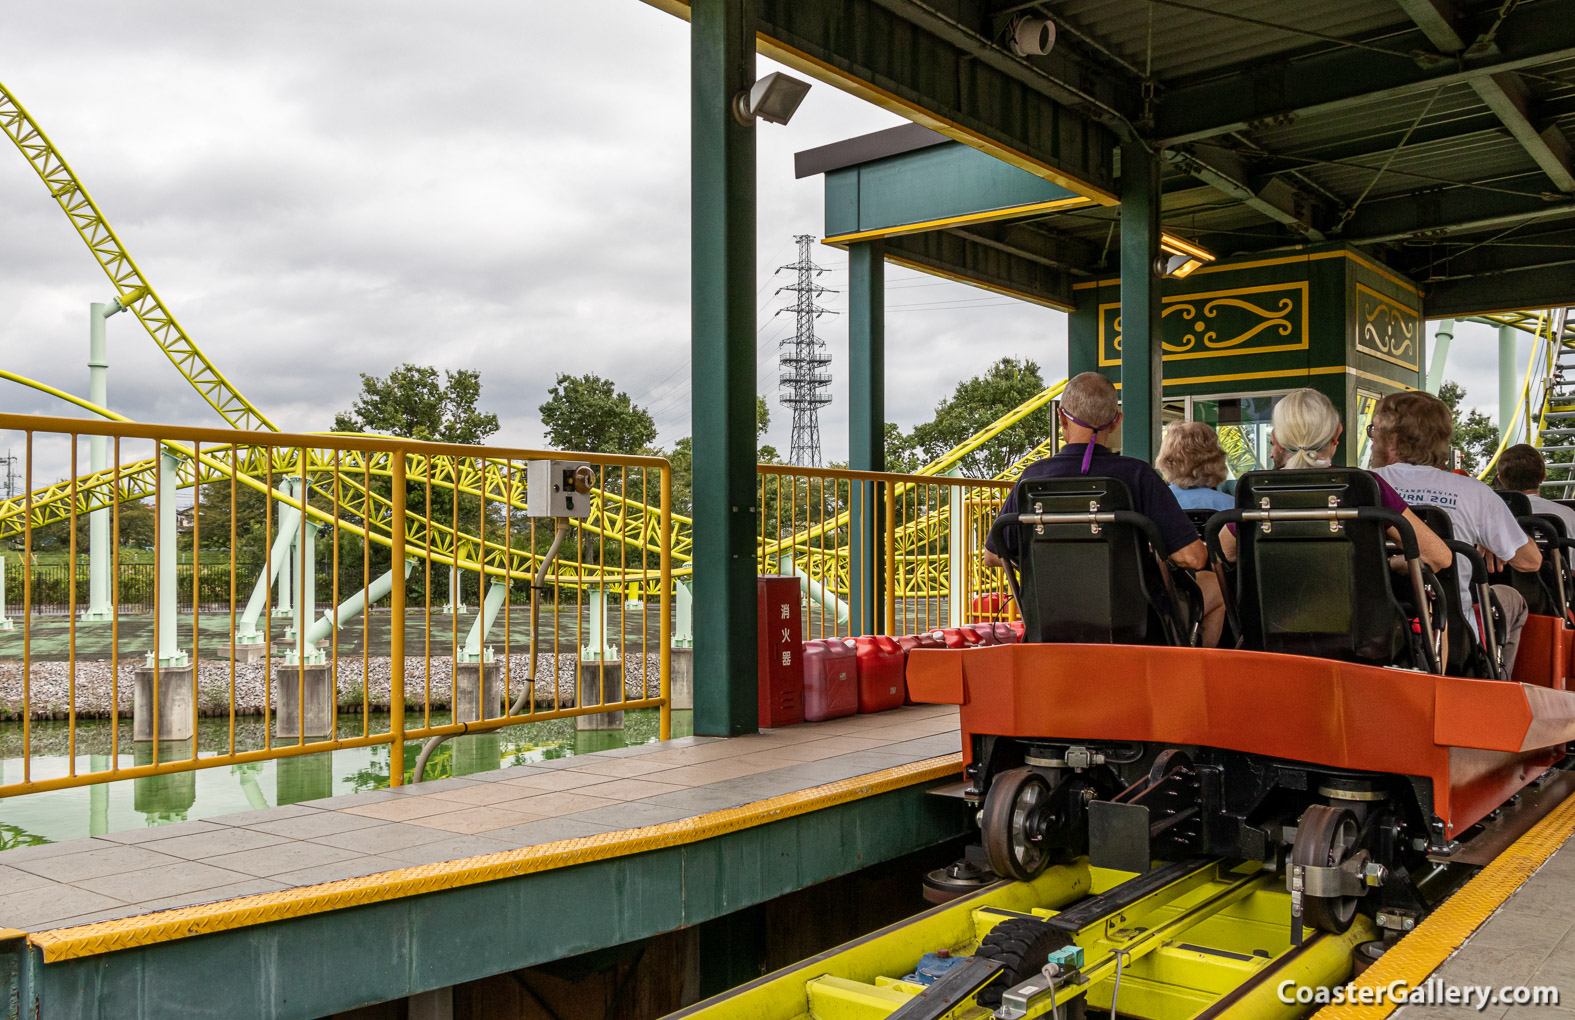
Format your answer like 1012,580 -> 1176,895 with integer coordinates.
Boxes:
0,652 -> 663,720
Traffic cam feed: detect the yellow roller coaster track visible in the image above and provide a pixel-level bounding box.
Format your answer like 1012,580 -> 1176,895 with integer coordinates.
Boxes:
17,72 -> 1560,601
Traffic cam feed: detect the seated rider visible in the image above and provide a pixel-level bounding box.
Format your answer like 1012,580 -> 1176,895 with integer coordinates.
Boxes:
983,371 -> 1225,647
1216,388 -> 1450,568
1157,421 -> 1236,511
1369,391 -> 1538,673
1497,444 -> 1575,535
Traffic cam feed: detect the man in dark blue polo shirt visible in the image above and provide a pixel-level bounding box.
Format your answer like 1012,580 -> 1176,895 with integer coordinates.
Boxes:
983,372 -> 1224,646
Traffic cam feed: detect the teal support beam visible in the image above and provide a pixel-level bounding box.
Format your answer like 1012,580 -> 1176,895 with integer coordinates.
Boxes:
1500,323 -> 1519,444
691,0 -> 758,736
1426,319 -> 1455,394
1119,143 -> 1163,461
848,240 -> 885,635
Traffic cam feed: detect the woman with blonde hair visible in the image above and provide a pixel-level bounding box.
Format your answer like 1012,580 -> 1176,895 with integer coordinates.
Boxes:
1157,421 -> 1234,511
1219,388 -> 1451,572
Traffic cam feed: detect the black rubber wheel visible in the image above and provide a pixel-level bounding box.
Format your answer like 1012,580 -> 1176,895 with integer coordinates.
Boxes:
981,767 -> 1052,881
1293,803 -> 1361,933
921,859 -> 996,904
974,917 -> 1071,1008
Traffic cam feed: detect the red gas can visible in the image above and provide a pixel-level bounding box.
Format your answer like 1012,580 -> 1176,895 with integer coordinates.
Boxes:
897,633 -> 944,655
757,576 -> 804,728
963,623 -> 1000,646
801,638 -> 858,722
851,635 -> 906,713
897,633 -> 944,705
991,621 -> 1022,644
935,627 -> 985,650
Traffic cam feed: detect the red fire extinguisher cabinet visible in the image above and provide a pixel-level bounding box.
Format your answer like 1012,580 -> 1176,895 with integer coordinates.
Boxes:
757,576 -> 804,728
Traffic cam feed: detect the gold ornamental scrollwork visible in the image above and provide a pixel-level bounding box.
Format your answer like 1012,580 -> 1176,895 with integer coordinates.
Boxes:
1354,284 -> 1420,371
1099,282 -> 1308,366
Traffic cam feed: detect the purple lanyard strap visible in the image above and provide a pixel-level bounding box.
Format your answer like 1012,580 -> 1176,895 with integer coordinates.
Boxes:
1062,410 -> 1118,473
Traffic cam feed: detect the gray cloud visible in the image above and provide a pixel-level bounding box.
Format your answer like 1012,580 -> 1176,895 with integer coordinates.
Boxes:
0,0 -> 1505,476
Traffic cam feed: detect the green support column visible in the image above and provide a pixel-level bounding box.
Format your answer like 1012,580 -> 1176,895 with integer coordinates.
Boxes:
1119,142 -> 1163,461
691,0 -> 759,736
848,240 -> 885,635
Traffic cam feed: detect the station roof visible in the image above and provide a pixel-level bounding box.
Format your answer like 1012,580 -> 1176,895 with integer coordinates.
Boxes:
647,0 -> 1575,317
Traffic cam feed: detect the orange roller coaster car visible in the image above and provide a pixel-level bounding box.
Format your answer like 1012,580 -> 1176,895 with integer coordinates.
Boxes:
923,468 -> 1575,938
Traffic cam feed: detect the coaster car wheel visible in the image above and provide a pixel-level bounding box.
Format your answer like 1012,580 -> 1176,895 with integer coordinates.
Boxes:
1294,803 -> 1361,933
982,767 -> 1052,881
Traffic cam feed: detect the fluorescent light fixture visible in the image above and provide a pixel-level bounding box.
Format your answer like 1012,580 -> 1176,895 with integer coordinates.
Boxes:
1166,254 -> 1203,278
1160,234 -> 1215,262
734,72 -> 812,127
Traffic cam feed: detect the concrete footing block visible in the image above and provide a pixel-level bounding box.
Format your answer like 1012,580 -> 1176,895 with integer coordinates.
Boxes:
273,663 -> 334,740
668,647 -> 694,711
453,662 -> 502,724
232,642 -> 267,664
133,665 -> 194,742
576,660 -> 625,730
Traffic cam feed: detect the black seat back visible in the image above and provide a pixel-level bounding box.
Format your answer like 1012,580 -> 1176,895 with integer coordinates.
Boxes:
1014,476 -> 1177,645
1493,491 -> 1567,617
1228,469 -> 1410,666
1413,505 -> 1501,677
1184,508 -> 1216,537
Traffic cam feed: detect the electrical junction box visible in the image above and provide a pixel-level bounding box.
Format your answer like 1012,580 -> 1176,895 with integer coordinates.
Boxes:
526,459 -> 594,518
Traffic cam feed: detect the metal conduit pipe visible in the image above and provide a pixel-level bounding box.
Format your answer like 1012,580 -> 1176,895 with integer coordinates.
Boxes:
412,520 -> 571,783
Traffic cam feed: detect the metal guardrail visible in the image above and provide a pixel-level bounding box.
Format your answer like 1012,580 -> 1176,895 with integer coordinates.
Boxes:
754,464 -> 1017,638
0,413 -> 672,797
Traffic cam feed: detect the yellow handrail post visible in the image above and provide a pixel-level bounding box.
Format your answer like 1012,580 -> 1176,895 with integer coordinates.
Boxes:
660,462 -> 673,741
884,480 -> 897,635
389,448 -> 407,786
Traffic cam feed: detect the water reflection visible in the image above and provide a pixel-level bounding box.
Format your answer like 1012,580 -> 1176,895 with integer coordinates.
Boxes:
0,709 -> 692,848
276,755 -> 333,805
133,741 -> 196,825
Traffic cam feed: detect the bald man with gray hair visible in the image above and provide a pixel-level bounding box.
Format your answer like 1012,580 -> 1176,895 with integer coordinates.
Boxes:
984,372 -> 1224,645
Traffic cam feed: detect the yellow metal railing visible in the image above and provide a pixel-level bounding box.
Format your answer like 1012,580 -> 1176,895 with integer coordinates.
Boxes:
754,464 -> 1017,639
0,413 -> 671,798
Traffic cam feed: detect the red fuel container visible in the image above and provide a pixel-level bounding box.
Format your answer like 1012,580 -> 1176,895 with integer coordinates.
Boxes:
897,633 -> 944,705
801,638 -> 858,722
851,635 -> 906,713
992,621 -> 1022,644
757,576 -> 804,728
935,627 -> 986,650
897,633 -> 944,655
963,623 -> 1000,646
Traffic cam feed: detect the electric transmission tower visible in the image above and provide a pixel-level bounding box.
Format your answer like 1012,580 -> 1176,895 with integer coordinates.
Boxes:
775,235 -> 837,467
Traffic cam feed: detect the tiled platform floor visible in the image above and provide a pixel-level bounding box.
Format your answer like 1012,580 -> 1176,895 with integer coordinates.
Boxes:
0,704 -> 961,932
1393,834 -> 1575,1020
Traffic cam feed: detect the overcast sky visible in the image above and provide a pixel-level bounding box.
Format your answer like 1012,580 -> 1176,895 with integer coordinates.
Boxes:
0,1 -> 1518,468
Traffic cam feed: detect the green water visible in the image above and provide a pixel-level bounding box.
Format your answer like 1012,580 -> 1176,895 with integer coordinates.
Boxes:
0,709 -> 691,850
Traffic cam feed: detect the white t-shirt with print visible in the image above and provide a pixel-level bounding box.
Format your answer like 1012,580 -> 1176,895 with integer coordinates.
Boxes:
1374,462 -> 1532,635
1527,493 -> 1575,536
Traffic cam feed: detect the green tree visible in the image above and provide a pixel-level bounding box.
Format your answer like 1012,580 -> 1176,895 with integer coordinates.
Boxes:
539,373 -> 657,454
884,422 -> 920,474
1438,380 -> 1501,474
31,499 -> 155,551
665,395 -> 775,515
909,357 -> 1053,477
332,364 -> 499,444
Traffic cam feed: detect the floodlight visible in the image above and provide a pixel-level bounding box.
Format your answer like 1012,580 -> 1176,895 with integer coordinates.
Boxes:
1010,16 -> 1056,57
734,71 -> 812,126
1156,235 -> 1214,278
